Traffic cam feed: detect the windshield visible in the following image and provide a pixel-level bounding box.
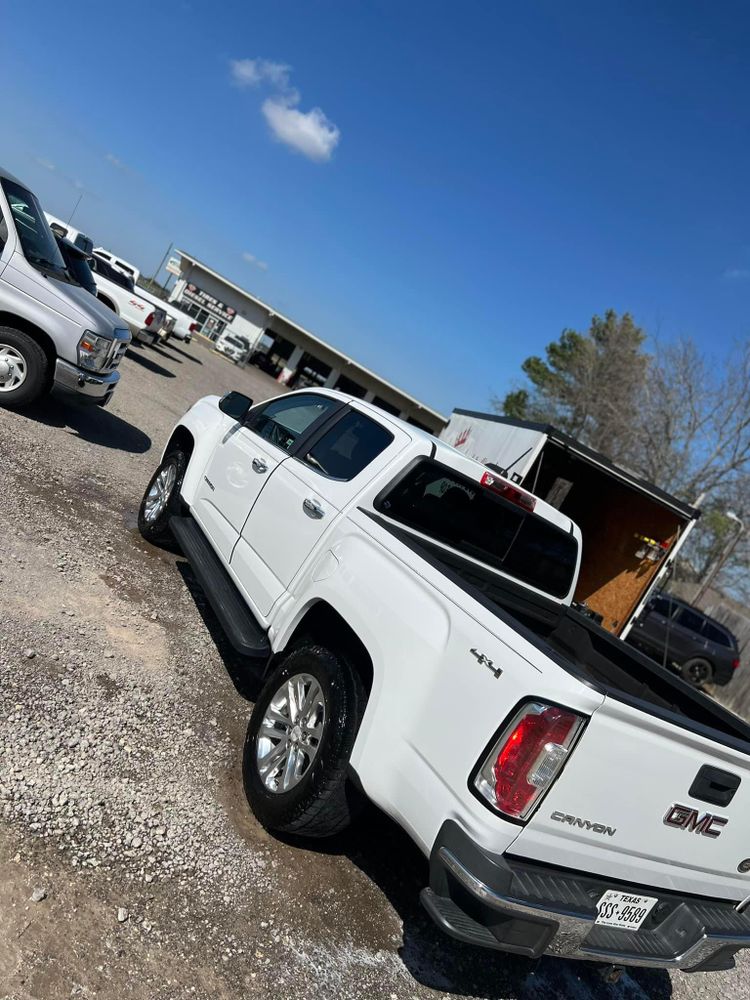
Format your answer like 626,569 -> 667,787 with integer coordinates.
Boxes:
2,179 -> 68,274
376,459 -> 578,599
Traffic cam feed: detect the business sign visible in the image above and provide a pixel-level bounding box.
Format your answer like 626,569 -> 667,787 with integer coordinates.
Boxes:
182,282 -> 236,322
166,257 -> 182,276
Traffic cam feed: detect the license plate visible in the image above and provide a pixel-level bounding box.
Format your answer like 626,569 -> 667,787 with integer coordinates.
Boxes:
595,890 -> 658,930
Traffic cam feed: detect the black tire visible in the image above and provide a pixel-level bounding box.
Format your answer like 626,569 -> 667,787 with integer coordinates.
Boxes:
681,657 -> 713,688
137,447 -> 188,545
0,327 -> 50,408
243,643 -> 366,838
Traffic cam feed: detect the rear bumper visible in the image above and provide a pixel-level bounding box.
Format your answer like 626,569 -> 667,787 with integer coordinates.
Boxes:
422,821 -> 750,972
53,359 -> 120,406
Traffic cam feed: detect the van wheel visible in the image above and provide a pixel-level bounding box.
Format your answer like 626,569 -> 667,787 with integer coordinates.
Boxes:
243,644 -> 366,838
0,327 -> 50,408
681,657 -> 713,687
137,447 -> 188,545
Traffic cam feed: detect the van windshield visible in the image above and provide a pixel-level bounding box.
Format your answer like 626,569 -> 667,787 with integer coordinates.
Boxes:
376,459 -> 578,598
2,179 -> 68,275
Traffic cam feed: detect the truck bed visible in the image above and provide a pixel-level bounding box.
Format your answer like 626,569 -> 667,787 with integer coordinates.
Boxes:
407,532 -> 750,750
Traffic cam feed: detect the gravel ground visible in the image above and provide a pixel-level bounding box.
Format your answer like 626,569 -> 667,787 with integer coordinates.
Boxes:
0,335 -> 748,1000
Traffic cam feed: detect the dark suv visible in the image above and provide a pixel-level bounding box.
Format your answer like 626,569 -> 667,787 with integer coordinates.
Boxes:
627,593 -> 740,687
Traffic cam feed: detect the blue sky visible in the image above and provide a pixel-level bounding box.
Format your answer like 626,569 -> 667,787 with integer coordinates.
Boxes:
2,1 -> 749,415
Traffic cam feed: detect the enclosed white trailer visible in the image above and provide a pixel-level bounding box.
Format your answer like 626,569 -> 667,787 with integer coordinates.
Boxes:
441,410 -> 700,637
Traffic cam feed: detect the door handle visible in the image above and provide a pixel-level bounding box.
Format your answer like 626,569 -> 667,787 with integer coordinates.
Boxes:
303,497 -> 325,519
252,457 -> 268,474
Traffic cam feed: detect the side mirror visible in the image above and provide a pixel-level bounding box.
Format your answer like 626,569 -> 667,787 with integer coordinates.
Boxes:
219,391 -> 253,422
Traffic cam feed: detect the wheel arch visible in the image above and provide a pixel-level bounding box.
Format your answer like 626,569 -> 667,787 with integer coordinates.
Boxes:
163,424 -> 196,463
0,313 -> 56,366
270,600 -> 374,703
97,293 -> 118,314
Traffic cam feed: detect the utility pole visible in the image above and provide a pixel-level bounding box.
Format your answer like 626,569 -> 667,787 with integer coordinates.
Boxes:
149,242 -> 173,289
693,511 -> 744,604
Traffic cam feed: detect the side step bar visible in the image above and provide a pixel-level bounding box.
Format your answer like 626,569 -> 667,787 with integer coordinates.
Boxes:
170,515 -> 271,665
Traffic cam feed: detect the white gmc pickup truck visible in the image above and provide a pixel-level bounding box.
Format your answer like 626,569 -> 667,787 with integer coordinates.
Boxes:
138,387 -> 750,974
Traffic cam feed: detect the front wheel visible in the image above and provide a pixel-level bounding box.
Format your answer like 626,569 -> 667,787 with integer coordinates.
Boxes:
681,657 -> 713,688
0,327 -> 50,408
243,644 -> 366,838
137,447 -> 188,545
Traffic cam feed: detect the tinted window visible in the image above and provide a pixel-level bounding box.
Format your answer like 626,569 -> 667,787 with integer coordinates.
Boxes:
651,595 -> 676,617
0,211 -> 7,251
376,460 -> 578,598
247,394 -> 339,453
675,607 -> 704,634
302,410 -> 393,480
55,238 -> 97,295
702,621 -> 733,648
91,255 -> 135,291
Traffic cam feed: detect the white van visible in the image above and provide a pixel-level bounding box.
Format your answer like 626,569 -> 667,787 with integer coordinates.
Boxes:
44,213 -> 94,255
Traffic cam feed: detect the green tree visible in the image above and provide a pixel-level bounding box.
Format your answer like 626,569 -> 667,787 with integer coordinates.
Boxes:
494,310 -> 649,461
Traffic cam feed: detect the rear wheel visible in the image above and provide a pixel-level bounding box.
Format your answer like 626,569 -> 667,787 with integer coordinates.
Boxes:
243,644 -> 366,838
0,327 -> 50,408
137,447 -> 188,545
681,657 -> 713,687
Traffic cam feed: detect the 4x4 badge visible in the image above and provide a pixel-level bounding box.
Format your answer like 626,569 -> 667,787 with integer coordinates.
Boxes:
470,648 -> 502,679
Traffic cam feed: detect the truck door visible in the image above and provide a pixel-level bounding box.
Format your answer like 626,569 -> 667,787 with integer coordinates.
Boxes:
230,406 -> 408,617
192,393 -> 342,562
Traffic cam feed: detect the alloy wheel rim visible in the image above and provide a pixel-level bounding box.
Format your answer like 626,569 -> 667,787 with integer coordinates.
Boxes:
143,462 -> 177,523
689,661 -> 710,684
256,673 -> 326,793
0,345 -> 28,392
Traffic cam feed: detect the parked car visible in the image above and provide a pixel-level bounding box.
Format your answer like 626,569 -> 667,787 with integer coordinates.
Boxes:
54,236 -> 97,296
45,212 -> 94,255
137,387 -> 750,974
214,331 -> 252,363
628,593 -> 741,687
0,166 -> 129,408
133,287 -> 197,344
89,254 -> 165,346
92,247 -> 140,284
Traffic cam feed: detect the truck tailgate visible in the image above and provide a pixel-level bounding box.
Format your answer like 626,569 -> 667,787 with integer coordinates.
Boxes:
509,696 -> 750,901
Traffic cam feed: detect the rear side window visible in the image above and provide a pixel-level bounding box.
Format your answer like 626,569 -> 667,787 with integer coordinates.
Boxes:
375,459 -> 578,598
675,606 -> 704,634
301,410 -> 393,480
702,621 -> 733,648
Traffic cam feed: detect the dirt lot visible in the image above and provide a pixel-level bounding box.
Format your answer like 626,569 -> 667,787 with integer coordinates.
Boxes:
0,335 -> 747,1000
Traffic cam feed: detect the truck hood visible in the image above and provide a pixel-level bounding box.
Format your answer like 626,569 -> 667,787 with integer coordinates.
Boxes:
508,695 -> 750,902
9,252 -> 127,337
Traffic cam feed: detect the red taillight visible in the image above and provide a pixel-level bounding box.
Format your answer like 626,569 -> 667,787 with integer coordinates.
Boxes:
480,471 -> 536,512
474,702 -> 585,820
145,311 -> 155,327
189,323 -> 198,333
733,658 -> 741,670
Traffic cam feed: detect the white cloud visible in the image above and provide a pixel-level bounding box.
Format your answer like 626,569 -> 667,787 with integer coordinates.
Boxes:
242,251 -> 269,271
105,152 -> 127,170
262,95 -> 340,162
35,157 -> 56,171
723,267 -> 750,281
230,58 -> 290,90
230,56 -> 340,162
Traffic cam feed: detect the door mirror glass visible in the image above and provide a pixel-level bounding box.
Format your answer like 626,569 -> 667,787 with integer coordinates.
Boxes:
219,391 -> 253,422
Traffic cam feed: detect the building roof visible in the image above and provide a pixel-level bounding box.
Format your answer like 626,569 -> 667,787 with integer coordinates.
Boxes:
175,249 -> 447,427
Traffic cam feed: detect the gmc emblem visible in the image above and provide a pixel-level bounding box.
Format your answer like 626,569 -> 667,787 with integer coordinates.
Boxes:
663,803 -> 728,838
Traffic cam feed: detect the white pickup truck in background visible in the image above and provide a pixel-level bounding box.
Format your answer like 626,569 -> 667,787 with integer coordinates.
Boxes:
134,286 -> 197,344
137,387 -> 750,974
88,254 -> 166,346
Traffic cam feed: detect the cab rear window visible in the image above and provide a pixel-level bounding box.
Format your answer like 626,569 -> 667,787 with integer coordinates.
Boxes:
375,459 -> 578,598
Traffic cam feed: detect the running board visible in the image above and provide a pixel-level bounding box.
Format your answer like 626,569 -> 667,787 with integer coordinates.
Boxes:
170,515 -> 271,664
